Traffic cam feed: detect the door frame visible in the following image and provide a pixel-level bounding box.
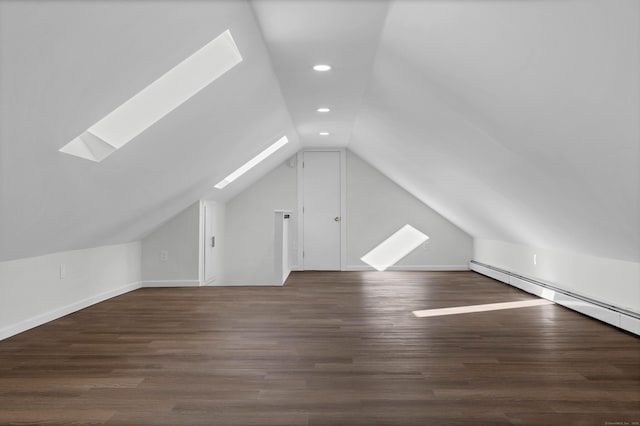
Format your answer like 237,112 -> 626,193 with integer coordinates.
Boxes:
297,148 -> 347,271
198,200 -> 206,286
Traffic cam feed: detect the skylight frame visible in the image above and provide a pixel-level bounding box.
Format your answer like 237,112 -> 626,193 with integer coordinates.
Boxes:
59,29 -> 243,162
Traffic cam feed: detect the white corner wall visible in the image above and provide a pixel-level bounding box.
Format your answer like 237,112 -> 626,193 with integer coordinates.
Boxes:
0,242 -> 141,340
346,151 -> 472,270
223,160 -> 298,285
474,239 -> 640,313
141,202 -> 201,286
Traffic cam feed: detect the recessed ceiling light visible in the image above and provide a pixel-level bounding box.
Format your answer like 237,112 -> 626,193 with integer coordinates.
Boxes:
313,64 -> 331,72
60,30 -> 242,162
316,107 -> 330,113
214,136 -> 289,189
319,132 -> 330,136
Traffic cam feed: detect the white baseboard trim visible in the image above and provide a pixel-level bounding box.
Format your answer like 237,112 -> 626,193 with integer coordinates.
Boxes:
141,280 -> 201,288
470,260 -> 639,336
0,281 -> 142,341
345,264 -> 469,272
207,282 -> 284,287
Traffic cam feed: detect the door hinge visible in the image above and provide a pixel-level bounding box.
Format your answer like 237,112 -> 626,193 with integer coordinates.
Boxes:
302,161 -> 305,168
303,251 -> 305,258
302,206 -> 305,213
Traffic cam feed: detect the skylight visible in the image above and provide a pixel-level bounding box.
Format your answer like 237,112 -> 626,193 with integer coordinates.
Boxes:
59,30 -> 243,162
214,136 -> 289,189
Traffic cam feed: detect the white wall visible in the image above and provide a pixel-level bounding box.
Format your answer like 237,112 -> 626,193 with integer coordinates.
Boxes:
222,151 -> 472,284
351,0 -> 639,265
223,159 -> 298,285
0,242 -> 141,340
347,151 -> 472,270
141,202 -> 201,285
0,1 -> 301,262
474,239 -> 640,313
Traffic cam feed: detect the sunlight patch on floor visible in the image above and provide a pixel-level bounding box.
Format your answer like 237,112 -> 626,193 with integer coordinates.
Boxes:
412,299 -> 554,318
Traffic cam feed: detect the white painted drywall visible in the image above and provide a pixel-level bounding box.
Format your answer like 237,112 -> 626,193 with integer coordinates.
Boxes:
346,151 -> 472,269
0,1 -> 300,262
223,159 -> 298,285
222,151 -> 472,284
351,0 -> 639,264
474,239 -> 640,313
0,242 -> 141,340
141,202 -> 201,284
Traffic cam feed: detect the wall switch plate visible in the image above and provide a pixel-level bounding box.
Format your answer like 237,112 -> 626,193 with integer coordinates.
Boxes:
59,264 -> 66,279
160,250 -> 168,262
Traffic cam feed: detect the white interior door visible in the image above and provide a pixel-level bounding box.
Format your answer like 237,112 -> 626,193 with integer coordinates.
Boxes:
302,151 -> 341,270
203,203 -> 216,284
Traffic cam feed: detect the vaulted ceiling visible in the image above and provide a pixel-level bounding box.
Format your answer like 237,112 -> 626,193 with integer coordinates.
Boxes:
0,0 -> 638,263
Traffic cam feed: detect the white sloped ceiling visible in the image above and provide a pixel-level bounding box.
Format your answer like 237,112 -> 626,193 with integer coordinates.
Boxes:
350,0 -> 639,263
251,0 -> 390,147
1,0 -> 637,266
0,0 -> 300,261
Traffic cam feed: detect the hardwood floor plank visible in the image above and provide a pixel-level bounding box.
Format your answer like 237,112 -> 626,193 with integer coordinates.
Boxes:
0,271 -> 638,425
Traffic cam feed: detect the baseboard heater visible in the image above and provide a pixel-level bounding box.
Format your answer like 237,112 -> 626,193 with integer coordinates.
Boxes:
469,260 -> 639,336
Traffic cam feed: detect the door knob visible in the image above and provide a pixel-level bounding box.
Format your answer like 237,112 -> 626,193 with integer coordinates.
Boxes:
334,216 -> 340,222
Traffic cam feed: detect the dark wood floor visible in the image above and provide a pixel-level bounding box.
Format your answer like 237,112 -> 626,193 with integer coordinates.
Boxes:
0,271 -> 638,425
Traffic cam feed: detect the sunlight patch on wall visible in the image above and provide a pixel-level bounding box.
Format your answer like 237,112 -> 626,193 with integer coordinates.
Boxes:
412,299 -> 554,318
60,30 -> 243,162
360,224 -> 429,271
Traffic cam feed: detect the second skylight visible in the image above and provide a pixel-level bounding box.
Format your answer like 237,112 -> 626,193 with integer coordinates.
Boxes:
214,136 -> 289,189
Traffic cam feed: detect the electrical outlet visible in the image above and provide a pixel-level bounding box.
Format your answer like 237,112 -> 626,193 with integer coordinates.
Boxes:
160,250 -> 168,262
59,264 -> 66,279
423,240 -> 432,251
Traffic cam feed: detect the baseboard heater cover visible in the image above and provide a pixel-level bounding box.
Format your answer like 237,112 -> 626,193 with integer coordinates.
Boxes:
345,265 -> 469,272
469,260 -> 639,336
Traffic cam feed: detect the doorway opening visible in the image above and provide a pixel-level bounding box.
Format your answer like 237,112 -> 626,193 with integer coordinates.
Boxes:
297,149 -> 346,270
